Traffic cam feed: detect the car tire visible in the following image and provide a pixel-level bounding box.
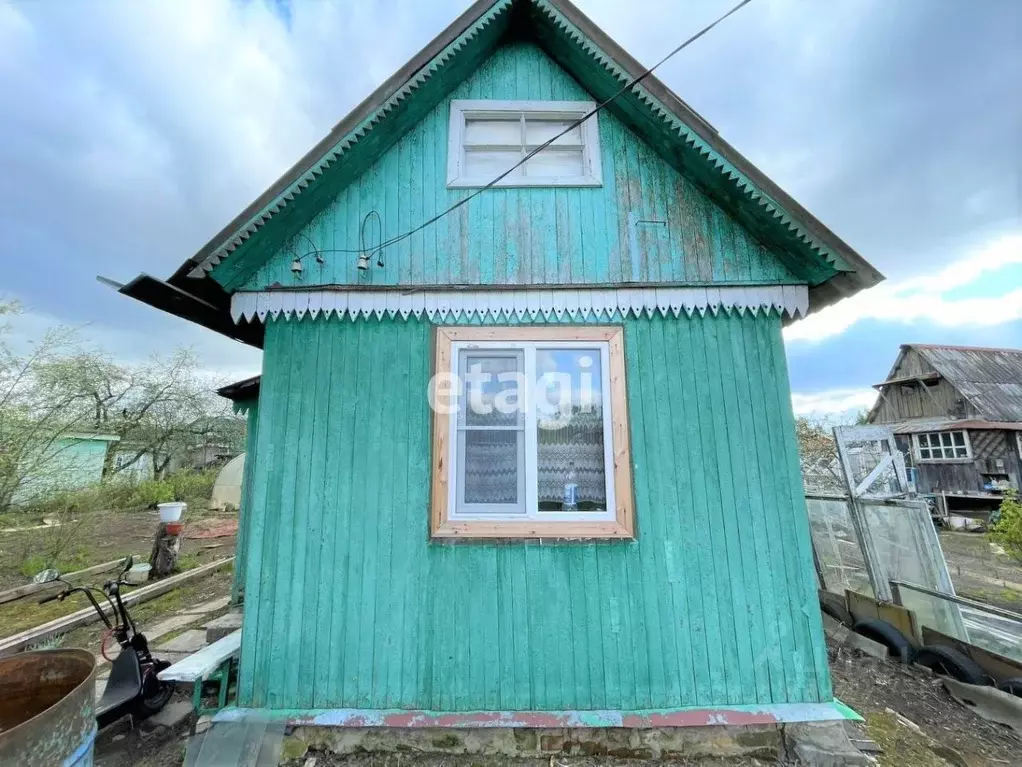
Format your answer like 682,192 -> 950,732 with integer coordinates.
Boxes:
913,645 -> 988,685
997,677 -> 1022,697
852,619 -> 914,663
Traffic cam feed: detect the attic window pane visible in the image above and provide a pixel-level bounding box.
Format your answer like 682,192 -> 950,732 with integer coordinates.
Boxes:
941,433 -> 954,448
464,118 -> 521,146
955,447 -> 968,457
525,148 -> 585,178
463,149 -> 523,179
525,120 -> 582,147
953,433 -> 966,446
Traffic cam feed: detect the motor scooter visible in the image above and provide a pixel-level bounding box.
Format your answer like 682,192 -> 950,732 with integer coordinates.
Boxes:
37,555 -> 173,727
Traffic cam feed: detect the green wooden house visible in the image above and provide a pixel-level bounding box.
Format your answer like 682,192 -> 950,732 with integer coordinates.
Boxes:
117,0 -> 881,736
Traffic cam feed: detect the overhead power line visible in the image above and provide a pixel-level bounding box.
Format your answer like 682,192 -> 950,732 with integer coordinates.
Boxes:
290,0 -> 755,269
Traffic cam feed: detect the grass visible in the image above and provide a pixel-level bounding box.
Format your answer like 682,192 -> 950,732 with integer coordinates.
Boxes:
18,546 -> 93,578
175,552 -> 201,572
23,566 -> 234,653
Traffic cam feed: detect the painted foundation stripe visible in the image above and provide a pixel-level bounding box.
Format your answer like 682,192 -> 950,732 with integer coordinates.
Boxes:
213,700 -> 860,728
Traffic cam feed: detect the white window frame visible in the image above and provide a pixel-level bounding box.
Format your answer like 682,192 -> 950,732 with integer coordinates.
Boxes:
448,339 -> 616,524
446,99 -> 603,188
913,430 -> 973,462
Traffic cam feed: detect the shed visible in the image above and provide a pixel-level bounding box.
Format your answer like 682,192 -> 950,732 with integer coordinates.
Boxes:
114,0 -> 882,744
11,433 -> 120,506
869,343 -> 1022,515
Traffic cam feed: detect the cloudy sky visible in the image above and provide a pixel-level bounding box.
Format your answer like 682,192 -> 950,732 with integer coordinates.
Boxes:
1,0 -> 1019,417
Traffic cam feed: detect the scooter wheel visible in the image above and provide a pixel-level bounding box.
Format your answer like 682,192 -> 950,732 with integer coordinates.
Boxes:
134,666 -> 174,718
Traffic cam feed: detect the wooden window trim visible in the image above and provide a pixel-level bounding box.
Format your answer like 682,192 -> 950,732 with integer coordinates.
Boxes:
430,326 -> 634,540
446,99 -> 603,189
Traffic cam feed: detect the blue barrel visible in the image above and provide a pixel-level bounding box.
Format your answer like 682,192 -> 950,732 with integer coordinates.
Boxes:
0,649 -> 97,766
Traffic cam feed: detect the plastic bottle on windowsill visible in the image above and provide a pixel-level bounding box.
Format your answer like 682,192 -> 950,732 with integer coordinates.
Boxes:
563,462 -> 578,511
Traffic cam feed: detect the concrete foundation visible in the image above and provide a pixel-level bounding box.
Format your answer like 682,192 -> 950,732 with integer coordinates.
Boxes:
290,721 -> 866,764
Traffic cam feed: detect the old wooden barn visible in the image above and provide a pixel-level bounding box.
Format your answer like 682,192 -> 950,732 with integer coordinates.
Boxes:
115,0 -> 883,746
868,343 -> 1022,518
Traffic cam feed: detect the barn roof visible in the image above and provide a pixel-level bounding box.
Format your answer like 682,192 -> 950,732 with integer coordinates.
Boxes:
908,344 -> 1022,423
112,0 -> 883,348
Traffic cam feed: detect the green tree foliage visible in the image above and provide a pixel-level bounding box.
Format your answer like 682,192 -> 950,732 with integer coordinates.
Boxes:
989,490 -> 1022,559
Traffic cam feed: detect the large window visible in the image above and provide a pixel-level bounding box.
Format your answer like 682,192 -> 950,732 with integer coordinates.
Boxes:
914,430 -> 971,461
430,327 -> 633,539
446,100 -> 602,188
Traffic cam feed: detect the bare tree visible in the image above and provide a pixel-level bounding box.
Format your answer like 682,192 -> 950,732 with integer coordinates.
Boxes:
0,302 -> 245,512
0,302 -> 100,510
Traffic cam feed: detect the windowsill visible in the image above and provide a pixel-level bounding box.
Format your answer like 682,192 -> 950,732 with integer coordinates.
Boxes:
447,176 -> 603,189
916,458 -> 974,464
431,519 -> 634,540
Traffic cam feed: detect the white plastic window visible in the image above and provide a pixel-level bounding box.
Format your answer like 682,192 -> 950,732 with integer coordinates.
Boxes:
447,100 -> 602,188
449,341 -> 615,522
915,431 -> 971,461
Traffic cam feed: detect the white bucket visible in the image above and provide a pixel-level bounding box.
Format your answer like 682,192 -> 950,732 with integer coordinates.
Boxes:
124,563 -> 151,585
157,502 -> 186,522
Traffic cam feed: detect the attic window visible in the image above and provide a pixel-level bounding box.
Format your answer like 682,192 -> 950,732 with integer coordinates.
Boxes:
447,100 -> 602,188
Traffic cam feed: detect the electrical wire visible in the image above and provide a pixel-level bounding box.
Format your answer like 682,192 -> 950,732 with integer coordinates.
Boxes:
290,0 -> 754,266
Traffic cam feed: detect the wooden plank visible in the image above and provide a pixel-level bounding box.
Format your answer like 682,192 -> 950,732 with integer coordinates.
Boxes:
608,327 -> 635,536
440,325 -> 619,342
430,328 -> 453,536
159,630 -> 242,683
0,556 -> 140,605
0,558 -> 234,657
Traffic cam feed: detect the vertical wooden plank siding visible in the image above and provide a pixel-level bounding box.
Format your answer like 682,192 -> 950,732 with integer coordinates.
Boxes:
237,312 -> 829,710
240,42 -> 800,292
231,399 -> 260,605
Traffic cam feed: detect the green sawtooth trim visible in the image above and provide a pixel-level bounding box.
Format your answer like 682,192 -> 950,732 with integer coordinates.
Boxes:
531,0 -> 848,273
208,0 -> 514,270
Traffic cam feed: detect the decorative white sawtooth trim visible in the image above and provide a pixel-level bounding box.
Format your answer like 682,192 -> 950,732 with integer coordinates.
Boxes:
230,286 -> 809,324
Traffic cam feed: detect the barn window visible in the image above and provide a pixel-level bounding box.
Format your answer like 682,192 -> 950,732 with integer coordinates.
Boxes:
429,327 -> 633,539
446,100 -> 602,188
914,430 -> 971,461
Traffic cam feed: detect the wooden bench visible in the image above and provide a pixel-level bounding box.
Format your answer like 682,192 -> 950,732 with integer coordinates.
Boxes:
158,629 -> 241,718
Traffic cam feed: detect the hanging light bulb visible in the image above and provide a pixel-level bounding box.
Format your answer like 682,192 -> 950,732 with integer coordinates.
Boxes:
291,257 -> 303,278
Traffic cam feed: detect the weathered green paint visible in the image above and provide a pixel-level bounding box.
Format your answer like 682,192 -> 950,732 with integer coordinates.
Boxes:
224,42 -> 828,293
238,311 -> 830,711
207,1 -> 850,294
232,398 -> 260,605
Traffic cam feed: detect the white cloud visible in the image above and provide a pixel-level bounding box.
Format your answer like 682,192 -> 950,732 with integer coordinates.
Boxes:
786,232 -> 1022,343
791,388 -> 877,419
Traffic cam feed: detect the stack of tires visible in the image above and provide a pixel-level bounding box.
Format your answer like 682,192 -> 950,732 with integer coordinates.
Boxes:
849,618 -> 1022,694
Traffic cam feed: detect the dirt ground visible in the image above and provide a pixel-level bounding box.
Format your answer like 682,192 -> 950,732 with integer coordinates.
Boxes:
0,507 -> 236,636
939,531 -> 1022,613
830,639 -> 1021,765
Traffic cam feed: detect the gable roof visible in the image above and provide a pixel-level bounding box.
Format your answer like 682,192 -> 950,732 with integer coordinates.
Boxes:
911,344 -> 1022,422
114,0 -> 882,348
875,343 -> 1022,423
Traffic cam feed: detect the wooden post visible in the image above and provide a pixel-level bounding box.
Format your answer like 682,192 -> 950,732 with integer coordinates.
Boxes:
149,523 -> 181,579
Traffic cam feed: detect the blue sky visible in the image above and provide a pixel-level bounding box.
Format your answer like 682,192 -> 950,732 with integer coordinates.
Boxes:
0,0 -> 1019,418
